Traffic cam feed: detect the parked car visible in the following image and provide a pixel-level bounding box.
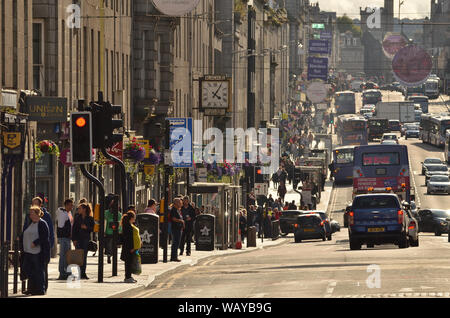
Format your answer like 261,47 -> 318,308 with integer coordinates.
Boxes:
421,157 -> 444,175
426,175 -> 450,195
389,120 -> 401,132
405,124 -> 420,139
381,133 -> 399,144
417,209 -> 450,236
425,164 -> 449,183
294,214 -> 327,243
279,210 -> 303,236
348,194 -> 410,249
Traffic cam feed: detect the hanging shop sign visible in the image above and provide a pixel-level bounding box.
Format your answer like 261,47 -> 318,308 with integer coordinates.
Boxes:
24,96 -> 68,122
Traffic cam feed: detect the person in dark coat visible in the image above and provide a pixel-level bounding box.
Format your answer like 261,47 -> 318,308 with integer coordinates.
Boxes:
71,203 -> 95,280
180,196 -> 196,256
239,210 -> 247,242
21,206 -> 51,295
170,198 -> 185,262
120,211 -> 138,283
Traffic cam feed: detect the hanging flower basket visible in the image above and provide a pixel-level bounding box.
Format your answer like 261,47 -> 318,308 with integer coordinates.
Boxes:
148,149 -> 161,165
124,138 -> 146,162
35,140 -> 60,161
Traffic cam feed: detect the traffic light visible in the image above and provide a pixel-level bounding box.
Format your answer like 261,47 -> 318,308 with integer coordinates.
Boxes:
89,102 -> 106,148
254,166 -> 264,184
70,112 -> 93,164
104,102 -> 123,148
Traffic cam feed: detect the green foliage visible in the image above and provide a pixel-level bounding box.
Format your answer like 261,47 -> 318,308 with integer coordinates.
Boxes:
337,15 -> 361,37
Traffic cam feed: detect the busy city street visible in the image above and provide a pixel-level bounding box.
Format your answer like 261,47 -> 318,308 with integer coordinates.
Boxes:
2,0 -> 450,305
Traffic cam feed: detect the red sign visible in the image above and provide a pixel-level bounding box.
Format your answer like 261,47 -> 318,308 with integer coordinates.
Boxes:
105,141 -> 123,165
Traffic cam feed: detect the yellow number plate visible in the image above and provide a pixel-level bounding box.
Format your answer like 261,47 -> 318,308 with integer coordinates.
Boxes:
368,227 -> 385,233
303,229 -> 315,232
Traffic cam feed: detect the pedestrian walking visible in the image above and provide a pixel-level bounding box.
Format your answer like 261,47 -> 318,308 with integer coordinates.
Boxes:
180,196 -> 196,256
56,199 -> 74,280
105,196 -> 122,264
120,211 -> 139,283
170,198 -> 185,262
20,206 -> 51,295
72,203 -> 95,280
278,182 -> 287,202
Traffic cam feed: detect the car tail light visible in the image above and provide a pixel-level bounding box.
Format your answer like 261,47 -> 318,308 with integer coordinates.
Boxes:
408,221 -> 416,230
398,210 -> 404,224
320,221 -> 324,226
294,224 -> 298,228
348,212 -> 354,226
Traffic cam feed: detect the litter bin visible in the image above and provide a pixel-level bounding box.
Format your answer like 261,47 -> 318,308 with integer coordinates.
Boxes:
247,226 -> 257,247
136,214 -> 159,264
271,220 -> 280,240
195,214 -> 215,251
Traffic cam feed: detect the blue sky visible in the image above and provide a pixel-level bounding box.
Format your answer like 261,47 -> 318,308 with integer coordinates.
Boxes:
318,0 -> 430,19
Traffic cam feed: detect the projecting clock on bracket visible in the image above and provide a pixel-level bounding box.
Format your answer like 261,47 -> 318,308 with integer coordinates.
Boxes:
200,76 -> 231,112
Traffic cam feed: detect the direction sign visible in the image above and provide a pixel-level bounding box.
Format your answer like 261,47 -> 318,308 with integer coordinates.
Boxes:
308,57 -> 328,81
309,40 -> 330,54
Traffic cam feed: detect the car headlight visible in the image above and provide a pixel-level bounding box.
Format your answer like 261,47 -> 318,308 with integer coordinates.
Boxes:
440,221 -> 448,226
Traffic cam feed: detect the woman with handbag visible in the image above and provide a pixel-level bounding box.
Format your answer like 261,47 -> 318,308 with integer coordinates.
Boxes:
20,206 -> 51,295
72,203 -> 95,280
120,211 -> 141,283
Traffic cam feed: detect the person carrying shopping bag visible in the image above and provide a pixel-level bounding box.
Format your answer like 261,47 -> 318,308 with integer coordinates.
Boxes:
120,211 -> 141,283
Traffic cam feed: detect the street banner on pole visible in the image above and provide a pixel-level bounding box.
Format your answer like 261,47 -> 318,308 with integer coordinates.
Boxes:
167,118 -> 193,168
308,57 -> 329,81
309,40 -> 330,55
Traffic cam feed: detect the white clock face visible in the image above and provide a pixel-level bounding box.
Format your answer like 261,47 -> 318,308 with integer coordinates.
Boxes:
201,80 -> 229,109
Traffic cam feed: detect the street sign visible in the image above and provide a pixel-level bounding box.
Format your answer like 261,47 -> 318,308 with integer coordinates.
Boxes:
144,165 -> 156,176
309,40 -> 330,55
167,118 -> 193,168
312,23 -> 325,29
308,57 -> 329,81
320,31 -> 332,40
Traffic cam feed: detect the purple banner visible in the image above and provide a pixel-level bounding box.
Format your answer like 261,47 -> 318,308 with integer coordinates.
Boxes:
308,57 -> 329,81
309,40 -> 330,54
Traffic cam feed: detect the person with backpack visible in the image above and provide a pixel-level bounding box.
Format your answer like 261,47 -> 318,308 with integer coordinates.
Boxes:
56,199 -> 74,280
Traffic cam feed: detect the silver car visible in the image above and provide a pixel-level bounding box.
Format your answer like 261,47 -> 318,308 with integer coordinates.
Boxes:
425,164 -> 449,183
427,175 -> 450,194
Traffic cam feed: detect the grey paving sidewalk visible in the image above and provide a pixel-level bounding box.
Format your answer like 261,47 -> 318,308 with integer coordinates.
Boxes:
7,235 -> 287,298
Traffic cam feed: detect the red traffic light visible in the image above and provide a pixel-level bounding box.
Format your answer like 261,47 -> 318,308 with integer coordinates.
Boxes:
256,169 -> 262,174
76,117 -> 87,128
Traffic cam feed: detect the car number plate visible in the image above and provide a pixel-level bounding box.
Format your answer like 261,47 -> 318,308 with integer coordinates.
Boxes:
368,227 -> 385,233
303,229 -> 315,232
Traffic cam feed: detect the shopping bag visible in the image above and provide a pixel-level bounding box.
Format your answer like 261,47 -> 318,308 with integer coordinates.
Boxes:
132,226 -> 142,250
66,249 -> 85,267
131,253 -> 142,275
